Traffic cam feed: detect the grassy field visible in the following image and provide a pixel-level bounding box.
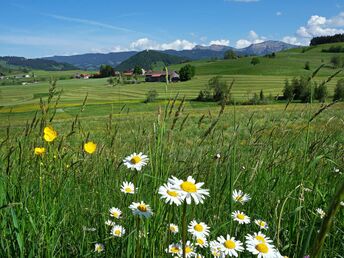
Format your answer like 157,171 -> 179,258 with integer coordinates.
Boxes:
0,44 -> 344,257
0,90 -> 343,257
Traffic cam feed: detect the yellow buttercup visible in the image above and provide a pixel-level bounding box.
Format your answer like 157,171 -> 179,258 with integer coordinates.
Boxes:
84,141 -> 97,154
43,126 -> 57,142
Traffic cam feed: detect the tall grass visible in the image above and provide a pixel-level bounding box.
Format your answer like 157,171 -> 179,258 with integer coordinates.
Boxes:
0,84 -> 343,257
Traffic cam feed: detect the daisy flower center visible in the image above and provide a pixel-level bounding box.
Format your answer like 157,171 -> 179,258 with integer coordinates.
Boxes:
185,246 -> 192,254
180,181 -> 197,192
256,243 -> 269,253
194,224 -> 204,232
112,212 -> 119,217
171,247 -> 179,253
235,195 -> 243,201
131,156 -> 142,164
114,229 -> 121,235
197,238 -> 204,245
224,240 -> 236,249
255,236 -> 266,242
138,204 -> 147,212
170,226 -> 177,232
125,187 -> 133,193
259,221 -> 265,227
237,214 -> 245,220
167,190 -> 178,197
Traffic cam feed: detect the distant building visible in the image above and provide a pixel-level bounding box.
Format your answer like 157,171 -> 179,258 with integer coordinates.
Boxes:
145,71 -> 180,83
123,70 -> 133,77
75,73 -> 90,79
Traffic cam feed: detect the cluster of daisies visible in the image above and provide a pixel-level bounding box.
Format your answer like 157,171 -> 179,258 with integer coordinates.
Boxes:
164,188 -> 286,257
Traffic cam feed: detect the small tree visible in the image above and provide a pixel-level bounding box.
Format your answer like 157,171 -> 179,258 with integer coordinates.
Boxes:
259,89 -> 265,101
144,89 -> 158,103
133,65 -> 142,75
330,55 -> 341,68
283,79 -> 294,100
304,61 -> 310,70
333,79 -> 344,101
179,64 -> 196,81
224,50 -> 237,60
251,57 -> 260,66
99,65 -> 114,78
314,82 -> 327,102
207,76 -> 233,103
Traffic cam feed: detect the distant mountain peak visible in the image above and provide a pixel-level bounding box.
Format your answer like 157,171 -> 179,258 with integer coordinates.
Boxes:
193,44 -> 231,51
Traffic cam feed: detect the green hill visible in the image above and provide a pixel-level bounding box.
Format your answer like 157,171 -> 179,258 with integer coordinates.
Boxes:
169,43 -> 344,77
0,56 -> 78,72
115,50 -> 188,71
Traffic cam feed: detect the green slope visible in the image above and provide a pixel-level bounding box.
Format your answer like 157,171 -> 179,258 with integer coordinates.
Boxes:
115,50 -> 188,71
169,43 -> 344,77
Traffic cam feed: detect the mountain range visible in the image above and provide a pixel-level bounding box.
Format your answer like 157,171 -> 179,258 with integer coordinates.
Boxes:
44,40 -> 300,70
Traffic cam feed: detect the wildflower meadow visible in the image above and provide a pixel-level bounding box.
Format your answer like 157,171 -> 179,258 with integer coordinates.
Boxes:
0,85 -> 343,258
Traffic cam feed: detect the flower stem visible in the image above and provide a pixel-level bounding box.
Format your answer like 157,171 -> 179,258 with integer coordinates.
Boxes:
182,202 -> 187,258
135,217 -> 141,258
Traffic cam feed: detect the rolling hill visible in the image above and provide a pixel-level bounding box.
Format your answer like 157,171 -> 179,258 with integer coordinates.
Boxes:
168,42 -> 344,77
0,56 -> 78,71
115,50 -> 188,71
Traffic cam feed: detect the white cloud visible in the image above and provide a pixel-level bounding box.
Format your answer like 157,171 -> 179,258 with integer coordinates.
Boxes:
208,39 -> 230,46
282,12 -> 344,46
129,38 -> 196,51
282,36 -> 302,46
235,30 -> 266,48
276,11 -> 282,16
296,14 -> 344,39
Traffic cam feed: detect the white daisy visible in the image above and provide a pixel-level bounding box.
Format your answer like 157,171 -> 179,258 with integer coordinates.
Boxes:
159,183 -> 185,206
169,176 -> 210,205
111,225 -> 125,237
316,208 -> 326,219
166,242 -> 182,255
195,254 -> 205,258
94,243 -> 104,253
210,240 -> 225,257
232,189 -> 251,205
169,223 -> 179,234
120,181 -> 136,194
188,220 -> 210,237
181,241 -> 196,258
195,236 -> 208,248
246,239 -> 277,258
232,210 -> 250,224
129,201 -> 153,218
217,234 -> 244,257
245,232 -> 273,244
340,201 -> 344,207
109,207 -> 122,219
255,219 -> 269,230
123,152 -> 148,171
105,220 -> 115,226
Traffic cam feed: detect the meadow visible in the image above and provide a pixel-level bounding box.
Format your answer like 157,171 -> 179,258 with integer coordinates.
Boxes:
0,44 -> 344,257
0,79 -> 343,257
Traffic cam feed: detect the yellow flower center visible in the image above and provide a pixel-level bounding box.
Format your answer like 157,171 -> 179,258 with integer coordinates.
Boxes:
171,246 -> 179,253
256,243 -> 269,253
237,214 -> 245,220
197,238 -> 204,245
138,204 -> 147,212
235,195 -> 243,201
114,229 -> 121,235
194,224 -> 204,232
224,240 -> 236,249
131,156 -> 141,164
170,226 -> 177,232
259,221 -> 266,227
185,246 -> 192,254
112,212 -> 119,218
255,235 -> 266,242
167,190 -> 178,197
125,187 -> 133,193
180,181 -> 197,193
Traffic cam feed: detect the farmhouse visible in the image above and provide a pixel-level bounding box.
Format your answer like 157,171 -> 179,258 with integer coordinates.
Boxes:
145,71 -> 180,83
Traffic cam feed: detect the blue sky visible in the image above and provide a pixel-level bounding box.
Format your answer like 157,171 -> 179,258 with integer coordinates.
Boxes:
1,0 -> 344,57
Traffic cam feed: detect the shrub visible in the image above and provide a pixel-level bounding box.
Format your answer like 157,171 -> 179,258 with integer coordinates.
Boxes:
251,57 -> 260,66
144,89 -> 158,103
314,83 -> 328,102
304,61 -> 310,70
333,79 -> 344,101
